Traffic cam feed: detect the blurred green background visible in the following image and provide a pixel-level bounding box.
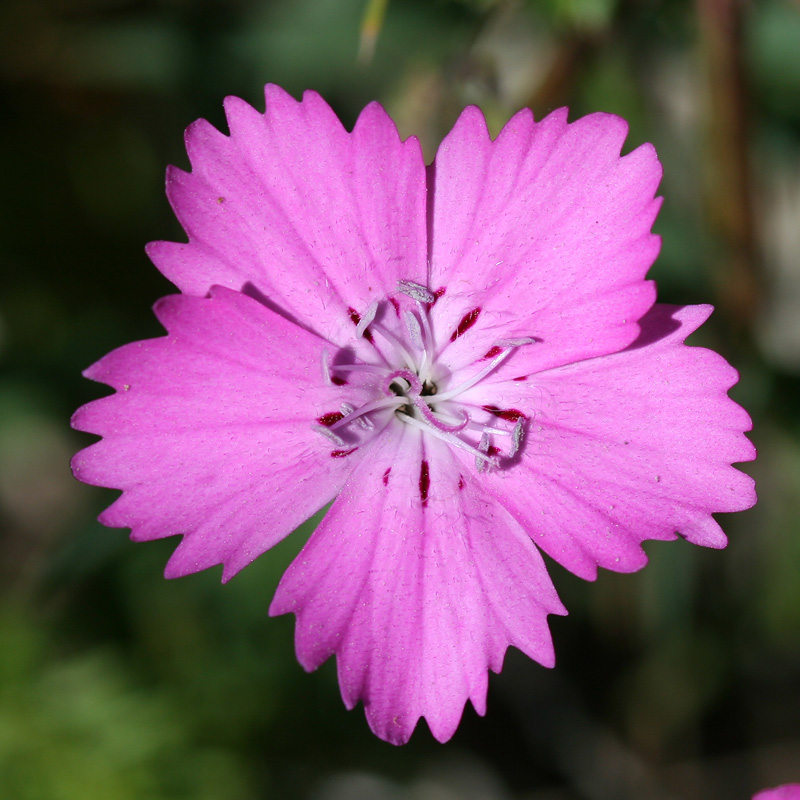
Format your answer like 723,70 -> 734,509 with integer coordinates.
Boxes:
1,0 -> 798,797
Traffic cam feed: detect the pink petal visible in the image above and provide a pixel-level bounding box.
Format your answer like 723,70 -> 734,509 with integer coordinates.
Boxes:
469,304 -> 756,579
753,787 -> 800,800
147,85 -> 428,344
270,424 -> 565,745
428,106 -> 661,375
71,287 -> 369,581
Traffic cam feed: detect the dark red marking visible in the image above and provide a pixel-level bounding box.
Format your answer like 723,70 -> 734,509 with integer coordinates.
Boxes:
382,467 -> 391,486
482,405 -> 526,422
513,375 -> 528,382
347,306 -> 374,342
458,476 -> 465,491
389,297 -> 400,315
483,345 -> 503,360
419,460 -> 430,507
331,447 -> 358,458
432,287 -> 446,304
487,445 -> 500,457
317,411 -> 344,427
331,375 -> 348,386
450,307 -> 481,342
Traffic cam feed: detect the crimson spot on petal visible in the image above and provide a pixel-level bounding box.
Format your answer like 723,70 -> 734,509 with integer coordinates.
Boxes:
317,411 -> 344,427
382,467 -> 391,486
432,287 -> 446,304
419,460 -> 430,507
458,476 -> 465,491
513,375 -> 528,382
483,345 -> 503,360
331,448 -> 358,458
482,405 -> 526,422
331,376 -> 348,386
450,307 -> 481,341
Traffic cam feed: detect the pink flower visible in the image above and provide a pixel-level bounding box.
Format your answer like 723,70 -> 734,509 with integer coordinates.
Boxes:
754,786 -> 800,800
71,85 -> 756,744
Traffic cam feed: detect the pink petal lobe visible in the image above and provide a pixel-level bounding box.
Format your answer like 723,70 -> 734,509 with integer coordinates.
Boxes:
471,304 -> 756,580
753,786 -> 800,800
270,424 -> 565,745
147,85 -> 428,344
429,106 -> 662,375
71,287 -> 366,581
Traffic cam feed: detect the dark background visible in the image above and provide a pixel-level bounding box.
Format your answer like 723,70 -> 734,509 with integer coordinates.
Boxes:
1,0 -> 798,798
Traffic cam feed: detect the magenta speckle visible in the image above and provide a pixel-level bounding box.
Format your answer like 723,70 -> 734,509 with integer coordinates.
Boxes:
419,460 -> 430,506
383,467 -> 391,485
450,307 -> 481,341
331,447 -> 358,458
317,411 -> 345,427
482,405 -> 526,422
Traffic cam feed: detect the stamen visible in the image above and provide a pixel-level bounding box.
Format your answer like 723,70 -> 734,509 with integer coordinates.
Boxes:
398,414 -> 500,469
434,339 -> 534,403
329,395 -> 407,430
341,402 -> 373,430
356,300 -> 378,338
403,310 -> 424,351
496,337 -> 537,348
415,299 -> 436,384
476,433 -> 490,473
397,280 -> 435,304
333,363 -> 393,376
321,351 -> 332,385
313,425 -> 345,446
509,420 -> 524,457
370,322 -> 417,372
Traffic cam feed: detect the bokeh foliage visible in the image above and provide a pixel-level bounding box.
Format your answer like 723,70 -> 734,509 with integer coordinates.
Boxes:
1,0 -> 799,798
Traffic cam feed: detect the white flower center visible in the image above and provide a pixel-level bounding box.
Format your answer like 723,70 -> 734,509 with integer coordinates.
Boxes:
313,280 -> 533,471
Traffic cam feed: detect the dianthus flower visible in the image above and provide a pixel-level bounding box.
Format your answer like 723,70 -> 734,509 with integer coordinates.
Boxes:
72,85 -> 756,744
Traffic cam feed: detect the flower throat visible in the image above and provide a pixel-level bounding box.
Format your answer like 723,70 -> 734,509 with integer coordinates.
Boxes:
314,280 -> 533,472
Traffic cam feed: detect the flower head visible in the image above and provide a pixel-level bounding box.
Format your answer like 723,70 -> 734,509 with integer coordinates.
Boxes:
71,85 -> 756,744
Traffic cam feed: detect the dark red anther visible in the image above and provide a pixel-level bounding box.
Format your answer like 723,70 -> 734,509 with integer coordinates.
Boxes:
331,448 -> 358,458
317,411 -> 344,427
450,307 -> 481,341
482,405 -> 526,422
419,460 -> 430,506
